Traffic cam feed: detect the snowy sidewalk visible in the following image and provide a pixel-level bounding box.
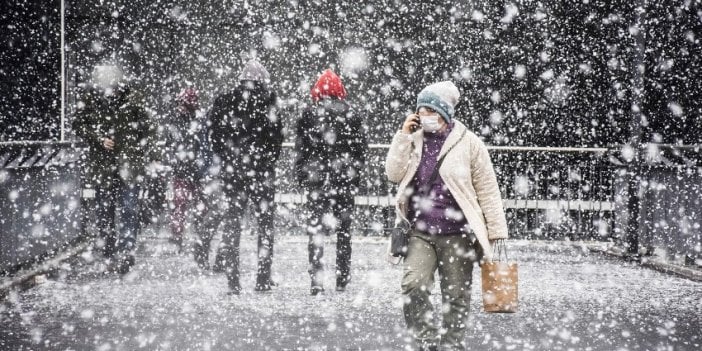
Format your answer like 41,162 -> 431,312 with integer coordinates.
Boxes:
1,233 -> 701,351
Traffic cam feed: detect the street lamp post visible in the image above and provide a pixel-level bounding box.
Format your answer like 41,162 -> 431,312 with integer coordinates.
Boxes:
625,2 -> 646,257
60,0 -> 65,141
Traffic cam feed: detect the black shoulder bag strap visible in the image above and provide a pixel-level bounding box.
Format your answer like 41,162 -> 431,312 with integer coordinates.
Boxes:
419,128 -> 468,196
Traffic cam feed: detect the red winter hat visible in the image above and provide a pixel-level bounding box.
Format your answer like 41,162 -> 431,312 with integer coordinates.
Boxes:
311,69 -> 347,102
176,88 -> 199,109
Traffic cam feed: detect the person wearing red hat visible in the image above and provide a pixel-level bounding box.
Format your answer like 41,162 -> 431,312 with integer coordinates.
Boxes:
310,68 -> 348,102
294,69 -> 368,295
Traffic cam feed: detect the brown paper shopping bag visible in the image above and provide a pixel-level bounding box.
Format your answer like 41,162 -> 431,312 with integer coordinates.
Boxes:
481,240 -> 518,313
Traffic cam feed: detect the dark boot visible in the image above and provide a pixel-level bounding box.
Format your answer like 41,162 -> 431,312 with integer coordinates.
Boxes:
254,275 -> 272,292
336,275 -> 351,292
227,278 -> 241,295
310,284 -> 325,296
116,254 -> 135,275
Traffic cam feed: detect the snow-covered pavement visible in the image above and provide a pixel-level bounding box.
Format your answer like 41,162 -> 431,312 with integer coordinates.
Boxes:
1,233 -> 700,351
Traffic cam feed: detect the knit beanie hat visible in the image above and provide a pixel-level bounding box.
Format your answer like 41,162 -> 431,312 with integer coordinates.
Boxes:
311,69 -> 347,102
91,64 -> 124,91
238,59 -> 271,83
176,87 -> 199,110
416,81 -> 461,123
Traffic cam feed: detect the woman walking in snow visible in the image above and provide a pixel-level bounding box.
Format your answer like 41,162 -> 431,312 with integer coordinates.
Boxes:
384,81 -> 508,351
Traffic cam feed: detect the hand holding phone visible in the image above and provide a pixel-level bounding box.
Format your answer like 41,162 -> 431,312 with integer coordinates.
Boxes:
402,113 -> 420,134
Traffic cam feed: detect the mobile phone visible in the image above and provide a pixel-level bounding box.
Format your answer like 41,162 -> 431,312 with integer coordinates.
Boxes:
409,112 -> 420,132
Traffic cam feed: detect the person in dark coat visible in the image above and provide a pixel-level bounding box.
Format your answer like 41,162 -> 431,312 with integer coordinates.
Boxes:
72,66 -> 155,274
208,59 -> 283,294
164,88 -> 214,254
294,69 -> 368,295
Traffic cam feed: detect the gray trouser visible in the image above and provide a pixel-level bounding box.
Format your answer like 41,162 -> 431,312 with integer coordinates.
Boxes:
401,230 -> 479,350
220,176 -> 276,289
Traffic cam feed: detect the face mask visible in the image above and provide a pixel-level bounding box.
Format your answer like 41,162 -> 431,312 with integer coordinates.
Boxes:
420,115 -> 441,132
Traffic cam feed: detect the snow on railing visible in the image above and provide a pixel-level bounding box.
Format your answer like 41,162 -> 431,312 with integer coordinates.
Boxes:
0,141 -> 82,169
0,141 -> 632,239
281,141 -> 609,153
274,143 -> 616,238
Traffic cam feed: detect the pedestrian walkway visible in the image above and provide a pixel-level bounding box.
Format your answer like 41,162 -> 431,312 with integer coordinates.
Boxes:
1,232 -> 700,351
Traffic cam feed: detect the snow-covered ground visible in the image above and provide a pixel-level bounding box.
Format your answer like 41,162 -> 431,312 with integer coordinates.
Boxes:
1,232 -> 700,351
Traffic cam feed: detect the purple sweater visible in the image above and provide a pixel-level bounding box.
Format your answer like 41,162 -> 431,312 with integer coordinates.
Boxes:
407,123 -> 470,235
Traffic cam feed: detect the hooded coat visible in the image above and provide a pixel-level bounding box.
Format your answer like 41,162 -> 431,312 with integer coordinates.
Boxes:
209,65 -> 282,181
385,121 -> 509,261
294,70 -> 367,193
73,84 -> 155,185
165,108 -> 212,181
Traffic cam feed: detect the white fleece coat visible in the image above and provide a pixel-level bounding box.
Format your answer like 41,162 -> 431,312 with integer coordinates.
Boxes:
384,120 -> 509,261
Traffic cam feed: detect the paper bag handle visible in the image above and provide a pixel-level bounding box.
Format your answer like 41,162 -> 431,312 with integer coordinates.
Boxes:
491,239 -> 509,262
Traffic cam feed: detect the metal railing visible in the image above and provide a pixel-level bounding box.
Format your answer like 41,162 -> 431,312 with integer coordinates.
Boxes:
273,143 -> 615,240
0,141 -> 82,169
1,140 -> 617,248
23,138 -> 702,271
6,138 -> 701,270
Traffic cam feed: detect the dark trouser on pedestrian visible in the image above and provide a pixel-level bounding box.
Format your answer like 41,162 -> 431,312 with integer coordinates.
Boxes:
402,230 -> 480,351
306,189 -> 354,295
191,178 -> 222,270
170,177 -> 212,254
220,177 -> 276,294
139,171 -> 167,229
95,175 -> 141,274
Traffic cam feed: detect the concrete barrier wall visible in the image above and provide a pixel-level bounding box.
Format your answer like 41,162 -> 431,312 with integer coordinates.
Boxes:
0,143 -> 83,273
612,146 -> 702,262
639,167 -> 702,260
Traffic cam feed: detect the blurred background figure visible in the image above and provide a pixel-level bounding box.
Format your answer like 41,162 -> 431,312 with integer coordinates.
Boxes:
164,87 -> 214,255
208,59 -> 283,294
294,69 -> 368,295
73,64 -> 155,274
